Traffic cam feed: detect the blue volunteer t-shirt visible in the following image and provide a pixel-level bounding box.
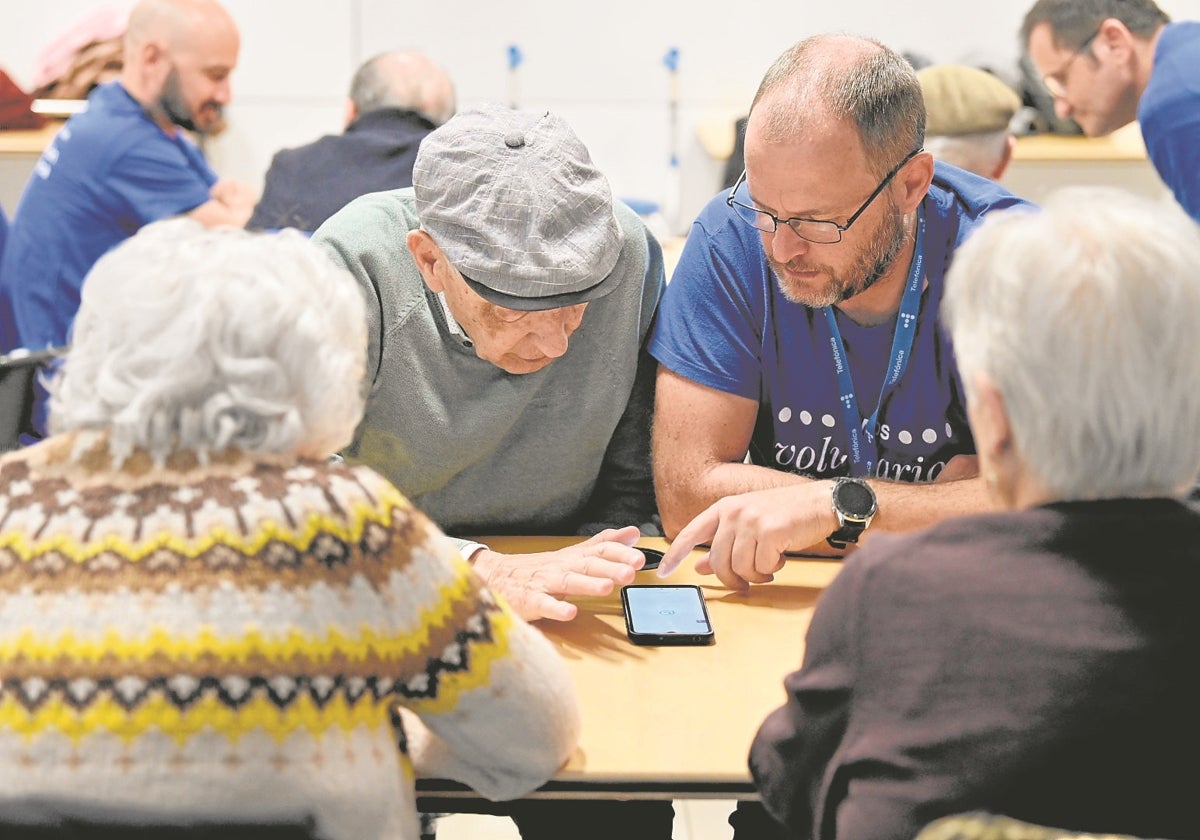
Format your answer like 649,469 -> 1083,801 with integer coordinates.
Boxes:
0,81 -> 217,354
1139,20 -> 1200,223
649,161 -> 1032,483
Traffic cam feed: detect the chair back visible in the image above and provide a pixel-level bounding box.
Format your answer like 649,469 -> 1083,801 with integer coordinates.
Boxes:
0,346 -> 64,452
0,820 -> 319,839
1,202 -> 12,352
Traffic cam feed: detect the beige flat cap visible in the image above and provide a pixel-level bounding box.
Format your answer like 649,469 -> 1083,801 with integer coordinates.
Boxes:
918,64 -> 1022,136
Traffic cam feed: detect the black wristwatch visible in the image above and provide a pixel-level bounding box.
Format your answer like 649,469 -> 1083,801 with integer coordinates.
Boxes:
827,477 -> 878,549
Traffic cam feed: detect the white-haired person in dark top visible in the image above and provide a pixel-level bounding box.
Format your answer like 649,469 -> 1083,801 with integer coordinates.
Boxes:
0,219 -> 580,839
748,189 -> 1200,840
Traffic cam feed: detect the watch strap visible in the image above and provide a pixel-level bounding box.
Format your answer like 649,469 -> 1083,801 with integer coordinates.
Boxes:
826,521 -> 867,549
827,477 -> 876,549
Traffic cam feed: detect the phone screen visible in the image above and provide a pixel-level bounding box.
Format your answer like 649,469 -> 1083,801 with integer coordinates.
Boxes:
621,584 -> 714,645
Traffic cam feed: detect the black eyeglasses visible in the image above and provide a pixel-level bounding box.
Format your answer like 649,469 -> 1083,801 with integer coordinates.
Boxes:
1041,27 -> 1100,98
726,148 -> 922,245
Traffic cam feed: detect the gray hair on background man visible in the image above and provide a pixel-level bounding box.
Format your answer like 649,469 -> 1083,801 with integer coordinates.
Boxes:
942,188 -> 1200,500
49,219 -> 367,461
349,50 -> 456,126
923,132 -> 1010,179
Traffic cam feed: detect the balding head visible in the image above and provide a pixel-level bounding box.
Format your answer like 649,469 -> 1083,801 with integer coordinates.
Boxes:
749,34 -> 925,176
125,0 -> 237,54
348,51 -> 456,127
122,0 -> 240,135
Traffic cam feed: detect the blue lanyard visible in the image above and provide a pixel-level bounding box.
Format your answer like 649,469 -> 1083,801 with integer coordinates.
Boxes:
822,207 -> 926,477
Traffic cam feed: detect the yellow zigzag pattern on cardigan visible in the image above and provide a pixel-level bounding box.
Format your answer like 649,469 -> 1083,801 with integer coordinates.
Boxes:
0,693 -> 390,745
1,612 -> 517,743
0,483 -> 412,564
405,607 -> 518,717
2,563 -> 486,665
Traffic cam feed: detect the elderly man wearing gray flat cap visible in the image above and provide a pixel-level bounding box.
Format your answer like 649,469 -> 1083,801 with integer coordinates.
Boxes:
314,102 -> 673,840
314,103 -> 664,623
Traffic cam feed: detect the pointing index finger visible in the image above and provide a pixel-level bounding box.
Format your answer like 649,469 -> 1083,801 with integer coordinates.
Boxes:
657,506 -> 720,578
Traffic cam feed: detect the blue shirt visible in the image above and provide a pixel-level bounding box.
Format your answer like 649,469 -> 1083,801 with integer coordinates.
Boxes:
1139,21 -> 1200,223
0,81 -> 216,354
649,162 -> 1032,483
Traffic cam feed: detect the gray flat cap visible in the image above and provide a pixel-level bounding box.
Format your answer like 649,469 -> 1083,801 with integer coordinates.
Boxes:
413,103 -> 623,311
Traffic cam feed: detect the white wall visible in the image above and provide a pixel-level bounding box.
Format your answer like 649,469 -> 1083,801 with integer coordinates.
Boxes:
4,0 -> 1200,232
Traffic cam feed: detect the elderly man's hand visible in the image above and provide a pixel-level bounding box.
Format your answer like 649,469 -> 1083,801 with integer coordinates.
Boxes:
656,482 -> 837,592
470,526 -> 645,622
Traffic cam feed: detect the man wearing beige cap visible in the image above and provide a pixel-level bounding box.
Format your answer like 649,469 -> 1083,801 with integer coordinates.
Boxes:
918,64 -> 1023,180
314,100 -> 671,840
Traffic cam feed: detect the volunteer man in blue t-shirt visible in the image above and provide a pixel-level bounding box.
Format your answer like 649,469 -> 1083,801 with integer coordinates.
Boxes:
1023,0 -> 1200,223
651,34 -> 1032,602
0,0 -> 255,376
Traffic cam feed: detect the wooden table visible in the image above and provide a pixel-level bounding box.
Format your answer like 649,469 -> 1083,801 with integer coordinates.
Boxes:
417,536 -> 842,801
1004,121 -> 1167,204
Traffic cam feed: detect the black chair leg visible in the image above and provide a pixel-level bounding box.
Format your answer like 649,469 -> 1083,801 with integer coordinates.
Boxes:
419,812 -> 440,840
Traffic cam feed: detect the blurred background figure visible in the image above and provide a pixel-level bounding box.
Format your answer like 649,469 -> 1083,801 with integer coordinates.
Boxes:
247,50 -> 455,232
0,219 -> 580,840
919,63 -> 1023,180
1021,0 -> 1200,222
0,0 -> 257,439
749,188 -> 1200,840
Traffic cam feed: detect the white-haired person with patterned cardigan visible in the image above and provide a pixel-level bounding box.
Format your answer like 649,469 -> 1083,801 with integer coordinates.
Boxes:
0,219 -> 580,839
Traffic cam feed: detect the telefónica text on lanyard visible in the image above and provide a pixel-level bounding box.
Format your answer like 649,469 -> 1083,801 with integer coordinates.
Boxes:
822,206 -> 927,478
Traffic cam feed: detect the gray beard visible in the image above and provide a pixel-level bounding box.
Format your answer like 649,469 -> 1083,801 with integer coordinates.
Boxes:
771,203 -> 910,308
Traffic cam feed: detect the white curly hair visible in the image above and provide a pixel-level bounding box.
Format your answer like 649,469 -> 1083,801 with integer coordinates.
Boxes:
49,218 -> 367,461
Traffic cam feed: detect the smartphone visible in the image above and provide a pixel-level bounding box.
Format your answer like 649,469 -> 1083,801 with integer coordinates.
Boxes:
621,584 -> 715,646
638,547 -> 665,571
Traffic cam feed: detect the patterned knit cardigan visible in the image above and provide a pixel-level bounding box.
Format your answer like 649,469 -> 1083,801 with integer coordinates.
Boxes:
0,433 -> 581,839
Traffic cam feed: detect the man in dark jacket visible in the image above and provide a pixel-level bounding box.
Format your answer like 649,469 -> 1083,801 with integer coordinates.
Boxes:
247,50 -> 454,232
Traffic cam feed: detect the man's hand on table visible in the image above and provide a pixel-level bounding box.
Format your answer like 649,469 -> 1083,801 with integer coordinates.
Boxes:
471,526 -> 646,622
655,482 -> 839,592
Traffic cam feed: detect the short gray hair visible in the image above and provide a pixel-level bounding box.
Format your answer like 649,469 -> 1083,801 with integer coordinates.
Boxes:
942,188 -> 1200,500
349,50 -> 456,126
49,219 -> 367,461
924,130 -> 1009,179
750,34 -> 924,176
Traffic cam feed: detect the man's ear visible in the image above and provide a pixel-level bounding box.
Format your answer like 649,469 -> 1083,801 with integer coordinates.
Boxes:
343,98 -> 358,129
898,150 -> 936,214
970,374 -> 1012,464
134,39 -> 171,94
1095,16 -> 1137,64
407,229 -> 446,292
992,135 -> 1017,181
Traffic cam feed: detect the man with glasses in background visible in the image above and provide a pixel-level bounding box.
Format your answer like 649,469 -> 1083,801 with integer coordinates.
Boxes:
1022,0 -> 1200,222
649,34 -> 1030,618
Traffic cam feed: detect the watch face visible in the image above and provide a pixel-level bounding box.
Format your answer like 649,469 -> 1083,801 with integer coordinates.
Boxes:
834,479 -> 876,517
